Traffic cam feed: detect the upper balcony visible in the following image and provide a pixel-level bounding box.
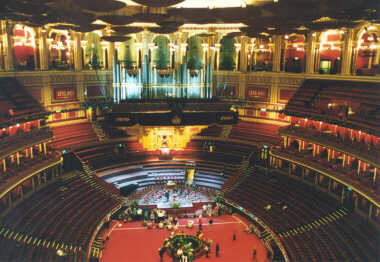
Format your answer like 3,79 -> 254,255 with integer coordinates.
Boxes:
270,148 -> 380,208
278,125 -> 380,169
0,127 -> 53,161
283,79 -> 380,137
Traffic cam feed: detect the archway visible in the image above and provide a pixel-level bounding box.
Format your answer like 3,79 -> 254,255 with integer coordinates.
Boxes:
318,30 -> 343,74
284,34 -> 305,73
187,35 -> 203,70
355,28 -> 379,76
84,32 -> 103,70
47,29 -> 73,70
13,24 -> 37,70
252,38 -> 273,71
119,38 -> 137,69
219,36 -> 236,71
153,35 -> 170,70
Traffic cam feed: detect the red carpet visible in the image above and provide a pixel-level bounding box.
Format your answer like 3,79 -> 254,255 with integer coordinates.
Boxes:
100,215 -> 269,262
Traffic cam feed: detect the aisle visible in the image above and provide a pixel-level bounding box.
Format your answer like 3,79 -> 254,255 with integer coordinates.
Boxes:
100,215 -> 269,262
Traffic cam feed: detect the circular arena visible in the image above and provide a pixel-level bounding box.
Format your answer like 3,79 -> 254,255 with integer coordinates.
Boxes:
0,2 -> 379,261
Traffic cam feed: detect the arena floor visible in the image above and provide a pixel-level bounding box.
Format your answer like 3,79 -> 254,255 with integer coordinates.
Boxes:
100,214 -> 269,262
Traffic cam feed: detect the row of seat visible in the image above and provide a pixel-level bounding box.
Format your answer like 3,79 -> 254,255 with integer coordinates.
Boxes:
281,213 -> 379,262
285,79 -> 380,134
0,174 -> 121,262
49,122 -> 99,149
0,77 -> 45,123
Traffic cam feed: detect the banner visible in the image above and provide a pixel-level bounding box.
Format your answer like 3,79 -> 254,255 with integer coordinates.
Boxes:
54,87 -> 76,101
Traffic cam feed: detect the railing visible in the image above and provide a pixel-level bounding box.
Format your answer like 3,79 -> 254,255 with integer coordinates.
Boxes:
222,198 -> 289,262
0,153 -> 62,199
0,127 -> 53,160
270,149 -> 380,208
279,125 -> 380,169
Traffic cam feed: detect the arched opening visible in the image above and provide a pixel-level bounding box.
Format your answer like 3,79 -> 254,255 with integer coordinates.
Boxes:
119,38 -> 137,69
219,36 -> 236,71
153,35 -> 170,70
251,38 -> 273,72
187,35 -> 203,70
284,34 -> 306,73
13,24 -> 37,71
83,32 -> 103,70
47,30 -> 73,70
355,29 -> 379,76
318,30 -> 343,74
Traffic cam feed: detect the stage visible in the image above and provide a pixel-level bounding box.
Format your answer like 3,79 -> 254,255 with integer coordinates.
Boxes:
138,187 -> 215,209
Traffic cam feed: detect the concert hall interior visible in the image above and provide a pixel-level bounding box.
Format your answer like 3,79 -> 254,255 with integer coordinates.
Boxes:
0,0 -> 379,261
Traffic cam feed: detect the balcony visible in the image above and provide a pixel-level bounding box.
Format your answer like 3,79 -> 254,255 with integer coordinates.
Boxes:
270,149 -> 380,207
0,127 -> 53,160
279,125 -> 380,169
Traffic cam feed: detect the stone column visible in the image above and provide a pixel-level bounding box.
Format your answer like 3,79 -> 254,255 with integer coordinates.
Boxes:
305,32 -> 317,74
341,29 -> 354,75
108,42 -> 115,70
272,35 -> 282,72
73,32 -> 83,71
38,28 -> 49,70
1,20 -> 14,71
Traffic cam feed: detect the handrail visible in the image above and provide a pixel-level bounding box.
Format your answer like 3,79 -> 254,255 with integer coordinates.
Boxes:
223,198 -> 289,262
279,125 -> 380,169
0,127 -> 53,160
270,149 -> 380,208
0,153 -> 62,199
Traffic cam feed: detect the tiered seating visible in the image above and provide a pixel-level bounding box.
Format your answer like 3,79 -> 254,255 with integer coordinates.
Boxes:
225,171 -> 338,234
228,121 -> 281,145
226,170 -> 379,261
197,125 -> 223,137
0,174 -> 121,262
281,213 -> 379,262
49,122 -> 98,149
0,127 -> 52,158
0,77 -> 45,121
284,79 -> 380,134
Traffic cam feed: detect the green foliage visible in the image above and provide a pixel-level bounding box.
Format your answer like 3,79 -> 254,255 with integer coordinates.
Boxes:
219,37 -> 236,70
214,195 -> 225,204
129,200 -> 138,208
171,202 -> 181,209
153,36 -> 170,69
187,36 -> 203,70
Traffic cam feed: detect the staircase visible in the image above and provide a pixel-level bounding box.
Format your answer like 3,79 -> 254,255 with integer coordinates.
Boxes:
222,153 -> 256,193
89,237 -> 103,259
91,121 -> 107,141
220,125 -> 233,138
77,158 -> 121,201
278,207 -> 349,239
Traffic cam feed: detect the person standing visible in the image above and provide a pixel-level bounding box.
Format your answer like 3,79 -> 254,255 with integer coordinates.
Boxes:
209,218 -> 213,231
215,243 -> 220,257
252,248 -> 257,261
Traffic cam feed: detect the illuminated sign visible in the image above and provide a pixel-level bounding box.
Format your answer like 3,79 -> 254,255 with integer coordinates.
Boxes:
247,86 -> 268,100
54,87 -> 76,101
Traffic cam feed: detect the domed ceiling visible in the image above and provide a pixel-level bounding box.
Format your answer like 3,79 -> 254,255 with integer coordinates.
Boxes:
1,0 -> 378,37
